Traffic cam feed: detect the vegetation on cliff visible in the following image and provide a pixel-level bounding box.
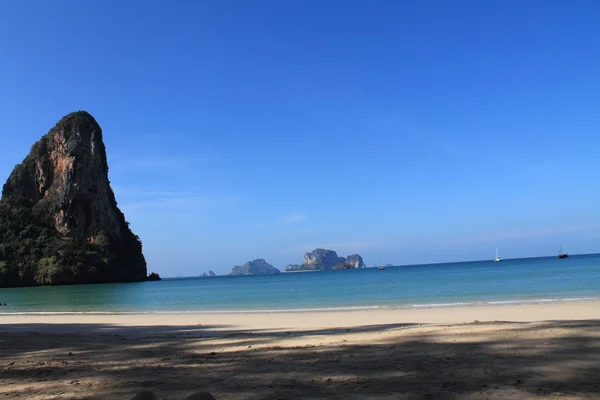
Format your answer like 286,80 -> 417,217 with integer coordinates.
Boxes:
0,111 -> 147,287
0,197 -> 142,287
332,262 -> 354,270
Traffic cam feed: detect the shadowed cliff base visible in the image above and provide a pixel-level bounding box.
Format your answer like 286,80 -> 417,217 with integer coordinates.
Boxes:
0,319 -> 599,399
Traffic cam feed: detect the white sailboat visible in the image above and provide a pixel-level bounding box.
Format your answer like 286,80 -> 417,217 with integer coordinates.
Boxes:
494,248 -> 502,262
376,256 -> 385,270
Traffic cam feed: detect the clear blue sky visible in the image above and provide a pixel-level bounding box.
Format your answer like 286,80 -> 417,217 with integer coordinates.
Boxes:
1,0 -> 599,276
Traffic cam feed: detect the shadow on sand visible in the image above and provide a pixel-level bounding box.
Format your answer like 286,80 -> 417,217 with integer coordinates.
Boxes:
0,320 -> 599,399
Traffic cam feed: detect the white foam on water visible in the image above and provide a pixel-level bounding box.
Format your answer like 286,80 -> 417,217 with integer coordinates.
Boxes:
410,296 -> 600,309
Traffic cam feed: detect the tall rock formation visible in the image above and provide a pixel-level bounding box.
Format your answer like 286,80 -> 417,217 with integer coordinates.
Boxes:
285,249 -> 365,271
345,254 -> 366,269
0,111 -> 147,287
303,248 -> 345,270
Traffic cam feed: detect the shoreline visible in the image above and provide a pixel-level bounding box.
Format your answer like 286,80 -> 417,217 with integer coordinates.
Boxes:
0,296 -> 598,316
1,301 -> 599,336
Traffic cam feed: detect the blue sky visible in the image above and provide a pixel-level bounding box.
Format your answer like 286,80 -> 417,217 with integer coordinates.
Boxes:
1,0 -> 599,276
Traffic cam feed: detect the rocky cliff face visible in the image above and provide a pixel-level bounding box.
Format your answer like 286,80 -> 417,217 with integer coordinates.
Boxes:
285,264 -> 303,272
0,111 -> 147,287
303,249 -> 345,270
285,249 -> 365,271
4,112 -> 122,240
231,259 -> 281,275
345,254 -> 366,269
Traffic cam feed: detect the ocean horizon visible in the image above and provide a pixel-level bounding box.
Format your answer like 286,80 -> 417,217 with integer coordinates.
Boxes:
1,253 -> 599,314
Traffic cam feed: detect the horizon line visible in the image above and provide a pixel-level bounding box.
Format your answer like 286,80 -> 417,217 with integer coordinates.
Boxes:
160,252 -> 600,279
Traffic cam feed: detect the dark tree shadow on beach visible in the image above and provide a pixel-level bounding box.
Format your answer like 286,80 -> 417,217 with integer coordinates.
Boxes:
1,320 -> 599,399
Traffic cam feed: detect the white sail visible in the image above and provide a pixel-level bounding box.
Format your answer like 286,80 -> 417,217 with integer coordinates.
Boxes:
495,248 -> 501,262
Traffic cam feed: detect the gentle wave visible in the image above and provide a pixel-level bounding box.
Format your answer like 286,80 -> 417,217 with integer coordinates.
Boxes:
410,297 -> 600,309
0,305 -> 389,315
0,297 -> 598,315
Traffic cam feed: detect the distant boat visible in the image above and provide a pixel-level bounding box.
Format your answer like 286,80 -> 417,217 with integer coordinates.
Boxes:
558,246 -> 569,259
494,248 -> 502,262
378,266 -> 386,270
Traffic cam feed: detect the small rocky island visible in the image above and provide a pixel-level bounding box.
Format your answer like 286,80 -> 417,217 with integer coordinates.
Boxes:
201,271 -> 216,277
0,111 -> 148,287
285,249 -> 365,271
147,272 -> 162,281
230,259 -> 281,275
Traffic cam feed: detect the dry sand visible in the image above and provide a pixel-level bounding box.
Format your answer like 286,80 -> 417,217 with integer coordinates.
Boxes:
1,302 -> 599,399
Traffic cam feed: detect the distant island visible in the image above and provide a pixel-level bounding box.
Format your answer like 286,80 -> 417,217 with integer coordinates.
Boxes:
201,271 -> 217,277
285,249 -> 365,272
230,259 -> 281,275
147,272 -> 162,281
0,111 -> 149,288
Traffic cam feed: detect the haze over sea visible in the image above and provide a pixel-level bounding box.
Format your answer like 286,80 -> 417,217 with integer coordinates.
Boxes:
0,254 -> 598,314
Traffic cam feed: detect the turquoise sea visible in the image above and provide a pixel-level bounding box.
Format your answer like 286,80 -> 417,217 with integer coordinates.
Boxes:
0,254 -> 599,314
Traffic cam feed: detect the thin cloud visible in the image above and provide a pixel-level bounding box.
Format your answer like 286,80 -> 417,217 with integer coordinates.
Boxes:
109,155 -> 209,172
117,190 -> 239,215
112,187 -> 198,198
278,213 -> 308,225
256,213 -> 309,228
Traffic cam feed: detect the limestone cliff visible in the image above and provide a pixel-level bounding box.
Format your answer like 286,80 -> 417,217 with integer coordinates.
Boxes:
303,248 -> 345,270
285,249 -> 365,271
230,259 -> 281,275
0,111 -> 147,287
285,264 -> 304,272
345,254 -> 366,269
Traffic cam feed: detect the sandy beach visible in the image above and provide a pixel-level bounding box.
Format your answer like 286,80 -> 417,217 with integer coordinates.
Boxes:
1,302 -> 599,399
